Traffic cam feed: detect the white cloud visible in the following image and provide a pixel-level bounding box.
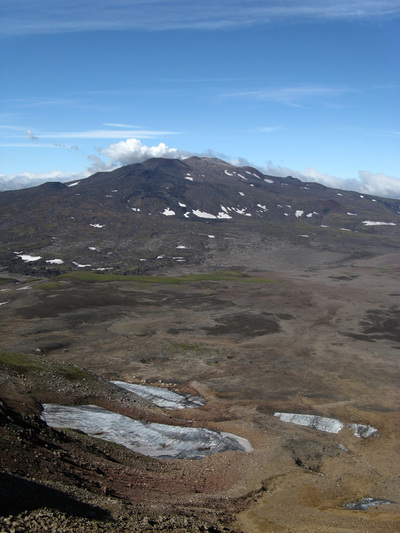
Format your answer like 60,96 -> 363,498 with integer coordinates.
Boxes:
2,1 -> 400,35
101,138 -> 191,165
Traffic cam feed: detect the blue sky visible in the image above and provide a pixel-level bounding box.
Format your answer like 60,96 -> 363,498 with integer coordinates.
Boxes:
1,0 -> 400,196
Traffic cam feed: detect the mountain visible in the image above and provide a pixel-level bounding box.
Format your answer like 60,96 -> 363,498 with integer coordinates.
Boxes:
0,156 -> 399,276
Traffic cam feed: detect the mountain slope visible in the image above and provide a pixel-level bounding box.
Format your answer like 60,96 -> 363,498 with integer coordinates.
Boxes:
0,156 -> 398,275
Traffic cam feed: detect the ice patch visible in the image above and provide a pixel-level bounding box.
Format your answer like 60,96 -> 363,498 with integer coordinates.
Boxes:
41,404 -> 253,460
345,498 -> 395,511
275,412 -> 378,438
348,423 -> 379,438
111,381 -> 205,410
362,221 -> 396,226
274,413 -> 343,433
162,208 -> 175,216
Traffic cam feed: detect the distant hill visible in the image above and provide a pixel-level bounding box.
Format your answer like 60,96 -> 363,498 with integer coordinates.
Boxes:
0,156 -> 399,276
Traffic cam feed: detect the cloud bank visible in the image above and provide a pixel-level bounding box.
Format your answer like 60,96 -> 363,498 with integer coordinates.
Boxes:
3,0 -> 400,35
263,164 -> 400,199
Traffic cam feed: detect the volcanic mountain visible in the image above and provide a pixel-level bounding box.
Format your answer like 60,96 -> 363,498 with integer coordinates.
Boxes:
0,156 -> 399,276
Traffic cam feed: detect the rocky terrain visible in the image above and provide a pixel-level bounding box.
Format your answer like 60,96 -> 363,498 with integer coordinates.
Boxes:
0,158 -> 399,531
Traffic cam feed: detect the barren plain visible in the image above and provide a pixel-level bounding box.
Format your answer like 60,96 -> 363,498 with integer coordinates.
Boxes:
0,242 -> 399,532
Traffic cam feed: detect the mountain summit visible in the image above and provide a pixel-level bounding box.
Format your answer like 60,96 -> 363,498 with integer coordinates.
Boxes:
0,157 -> 398,275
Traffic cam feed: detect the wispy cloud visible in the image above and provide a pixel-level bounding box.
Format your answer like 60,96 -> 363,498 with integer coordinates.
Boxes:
26,128 -> 38,141
39,128 -> 180,140
2,1 -> 400,35
224,85 -> 353,106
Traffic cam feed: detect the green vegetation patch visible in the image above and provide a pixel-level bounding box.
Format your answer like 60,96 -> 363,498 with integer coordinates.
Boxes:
32,281 -> 61,290
0,351 -> 95,382
56,270 -> 274,284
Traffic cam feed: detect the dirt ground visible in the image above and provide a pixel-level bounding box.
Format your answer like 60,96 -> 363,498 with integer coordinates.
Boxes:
0,251 -> 399,531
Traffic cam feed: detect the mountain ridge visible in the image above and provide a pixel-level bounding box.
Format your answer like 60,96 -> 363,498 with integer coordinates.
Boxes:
0,156 -> 398,276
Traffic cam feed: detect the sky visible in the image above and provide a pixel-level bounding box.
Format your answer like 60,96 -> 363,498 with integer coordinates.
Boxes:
1,0 -> 400,196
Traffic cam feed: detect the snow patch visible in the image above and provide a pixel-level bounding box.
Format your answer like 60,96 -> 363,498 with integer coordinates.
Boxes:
72,262 -> 91,268
362,221 -> 396,226
162,208 -> 175,216
295,210 -> 304,218
67,182 -> 79,187
46,259 -> 64,264
264,178 -> 274,184
90,224 -> 104,228
192,210 -> 217,219
16,254 -> 41,262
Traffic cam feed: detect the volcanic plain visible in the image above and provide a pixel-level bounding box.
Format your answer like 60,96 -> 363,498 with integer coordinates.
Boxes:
0,158 -> 399,531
